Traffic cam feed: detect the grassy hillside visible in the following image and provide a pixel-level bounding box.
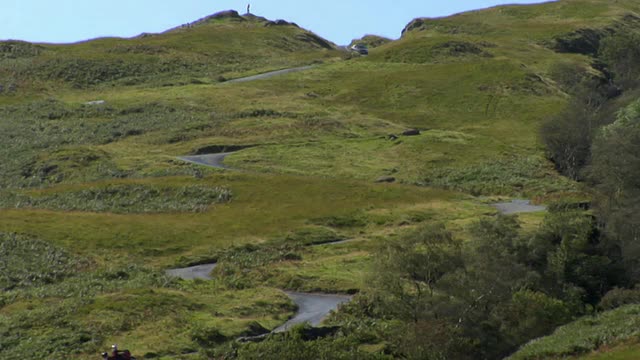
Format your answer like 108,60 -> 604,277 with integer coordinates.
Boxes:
0,10 -> 340,95
2,1 -> 640,358
508,304 -> 640,360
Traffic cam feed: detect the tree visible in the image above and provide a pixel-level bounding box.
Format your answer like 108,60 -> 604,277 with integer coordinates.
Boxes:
498,290 -> 572,345
371,223 -> 463,323
590,100 -> 640,283
370,224 -> 469,359
541,79 -> 608,180
600,33 -> 640,88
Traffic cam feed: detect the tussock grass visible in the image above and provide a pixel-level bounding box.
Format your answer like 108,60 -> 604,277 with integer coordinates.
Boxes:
1,184 -> 232,213
0,233 -> 80,291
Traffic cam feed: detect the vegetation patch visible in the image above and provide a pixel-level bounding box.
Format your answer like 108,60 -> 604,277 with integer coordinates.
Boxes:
0,41 -> 43,59
420,155 -> 576,197
2,184 -> 232,213
0,233 -> 81,291
379,38 -> 494,64
508,305 -> 640,359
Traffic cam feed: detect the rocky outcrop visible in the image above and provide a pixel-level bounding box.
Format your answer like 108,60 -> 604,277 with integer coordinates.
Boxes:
265,19 -> 299,28
402,18 -> 427,36
550,13 -> 640,55
552,28 -> 610,55
349,35 -> 392,49
207,10 -> 245,21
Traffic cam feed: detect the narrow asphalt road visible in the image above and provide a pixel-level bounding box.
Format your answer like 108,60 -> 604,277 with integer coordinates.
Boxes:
177,152 -> 234,170
492,199 -> 546,214
274,292 -> 353,332
165,263 -> 218,280
223,65 -> 315,84
165,264 -> 352,331
177,65 -> 319,170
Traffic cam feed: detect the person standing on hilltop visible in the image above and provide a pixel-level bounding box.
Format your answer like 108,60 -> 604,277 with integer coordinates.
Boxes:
247,3 -> 251,14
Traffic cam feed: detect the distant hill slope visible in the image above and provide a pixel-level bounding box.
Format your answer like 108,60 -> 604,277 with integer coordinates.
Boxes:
0,10 -> 340,91
216,0 -> 639,197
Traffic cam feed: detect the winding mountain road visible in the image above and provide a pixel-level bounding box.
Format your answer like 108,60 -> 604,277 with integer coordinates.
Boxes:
274,292 -> 352,332
223,65 -> 315,84
165,263 -> 351,330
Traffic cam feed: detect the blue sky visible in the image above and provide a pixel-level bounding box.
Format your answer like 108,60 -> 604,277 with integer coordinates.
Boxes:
1,0 -> 552,45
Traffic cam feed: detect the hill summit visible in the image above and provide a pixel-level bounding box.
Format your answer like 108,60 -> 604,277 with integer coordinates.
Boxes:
0,10 -> 339,91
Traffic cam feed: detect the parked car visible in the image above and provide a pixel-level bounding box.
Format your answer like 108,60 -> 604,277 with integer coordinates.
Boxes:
350,43 -> 369,55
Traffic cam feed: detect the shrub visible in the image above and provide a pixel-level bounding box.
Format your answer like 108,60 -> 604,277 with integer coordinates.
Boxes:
598,287 -> 640,311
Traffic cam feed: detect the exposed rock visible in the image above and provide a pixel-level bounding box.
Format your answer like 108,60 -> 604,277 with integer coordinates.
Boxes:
135,32 -> 154,39
208,10 -> 245,21
387,134 -> 398,140
402,18 -> 427,36
244,14 -> 269,23
375,176 -> 396,183
265,19 -> 299,28
550,13 -> 640,55
182,10 -> 246,29
552,28 -> 609,55
306,92 -> 319,98
85,100 -> 106,106
402,129 -> 421,136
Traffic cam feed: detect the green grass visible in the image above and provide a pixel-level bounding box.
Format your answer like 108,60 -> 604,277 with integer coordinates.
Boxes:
578,342 -> 640,359
0,12 -> 341,93
0,233 -> 81,291
3,0 -> 639,357
1,183 -> 232,213
508,305 -> 640,360
0,173 -> 467,266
